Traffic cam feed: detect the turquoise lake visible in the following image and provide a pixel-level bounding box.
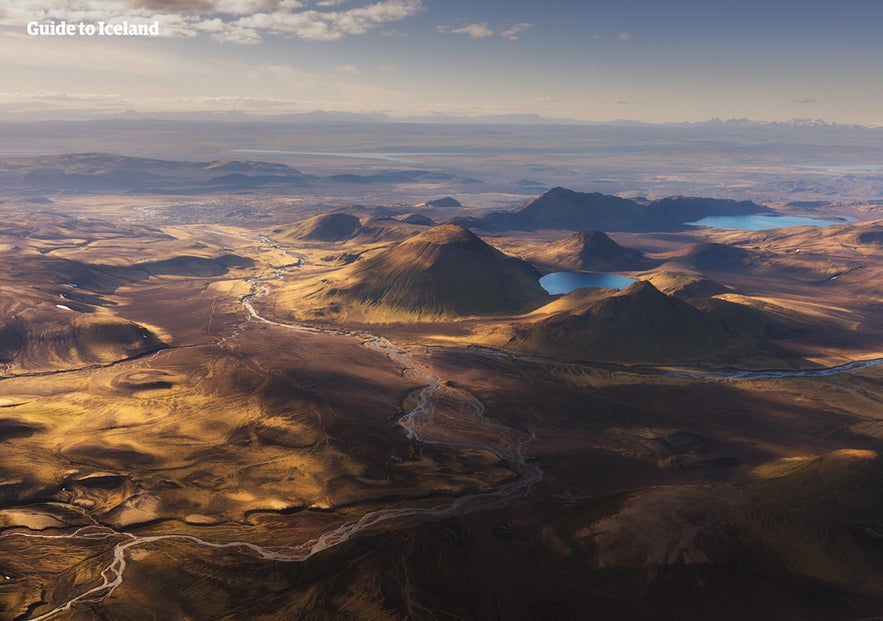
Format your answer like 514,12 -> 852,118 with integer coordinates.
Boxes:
539,272 -> 637,295
686,214 -> 853,230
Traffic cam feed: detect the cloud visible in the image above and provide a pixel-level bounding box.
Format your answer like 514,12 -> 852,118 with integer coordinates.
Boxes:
536,96 -> 557,103
0,30 -> 190,76
794,97 -> 820,104
0,90 -> 126,102
335,63 -> 360,73
501,22 -> 532,40
438,21 -> 533,40
172,95 -> 308,107
0,0 -> 423,43
617,32 -> 632,40
440,22 -> 494,39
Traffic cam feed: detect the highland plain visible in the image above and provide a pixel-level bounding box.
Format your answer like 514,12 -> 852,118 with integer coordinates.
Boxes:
1,119 -> 883,620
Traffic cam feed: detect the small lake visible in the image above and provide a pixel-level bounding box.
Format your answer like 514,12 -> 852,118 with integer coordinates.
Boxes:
539,272 -> 637,295
686,214 -> 853,230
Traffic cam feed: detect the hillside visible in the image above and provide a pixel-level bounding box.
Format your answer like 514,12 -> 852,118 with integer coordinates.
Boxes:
314,225 -> 548,319
454,187 -> 770,232
277,213 -> 362,242
0,153 -> 312,194
0,314 -> 164,373
645,271 -> 732,298
672,242 -> 754,270
506,280 -> 735,362
529,230 -> 651,271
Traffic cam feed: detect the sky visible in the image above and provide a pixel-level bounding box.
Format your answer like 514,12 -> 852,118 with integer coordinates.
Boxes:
1,0 -> 882,124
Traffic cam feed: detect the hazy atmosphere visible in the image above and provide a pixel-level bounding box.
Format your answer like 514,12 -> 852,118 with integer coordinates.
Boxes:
2,0 -> 883,123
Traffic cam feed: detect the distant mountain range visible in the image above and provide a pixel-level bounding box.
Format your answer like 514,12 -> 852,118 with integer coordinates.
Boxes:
0,153 -> 313,195
4,107 -> 880,130
0,153 -> 481,196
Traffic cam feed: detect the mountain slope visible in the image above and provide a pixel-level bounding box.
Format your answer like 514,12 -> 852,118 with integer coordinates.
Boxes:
506,280 -> 734,362
0,314 -> 164,372
530,230 -> 650,271
645,271 -> 732,298
454,187 -> 770,232
333,225 -> 547,319
277,213 -> 362,242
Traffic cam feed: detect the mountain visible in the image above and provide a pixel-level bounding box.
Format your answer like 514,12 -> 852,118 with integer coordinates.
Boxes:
645,271 -> 732,298
327,171 -> 474,184
529,230 -> 651,271
278,213 -> 362,242
671,242 -> 754,271
395,213 -> 436,226
0,314 -> 164,372
0,153 -> 313,195
328,225 -> 547,319
454,187 -> 770,232
506,280 -> 734,362
513,188 -> 643,230
417,197 -> 462,209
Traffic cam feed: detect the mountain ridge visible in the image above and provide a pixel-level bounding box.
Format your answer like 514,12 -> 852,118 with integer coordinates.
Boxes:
452,187 -> 770,233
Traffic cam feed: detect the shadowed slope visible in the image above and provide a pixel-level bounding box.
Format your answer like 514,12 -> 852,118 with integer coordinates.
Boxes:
0,314 -> 164,372
277,213 -> 362,242
646,271 -> 732,298
339,225 -> 548,318
507,280 -> 734,362
454,187 -> 769,232
530,230 -> 651,271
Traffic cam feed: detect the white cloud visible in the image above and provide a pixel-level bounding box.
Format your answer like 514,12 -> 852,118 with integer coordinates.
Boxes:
794,97 -> 820,104
231,0 -> 422,40
335,63 -> 361,73
438,20 -> 533,41
445,23 -> 494,39
0,0 -> 422,43
0,90 -> 126,102
501,22 -> 532,40
173,95 -> 305,107
617,32 -> 632,40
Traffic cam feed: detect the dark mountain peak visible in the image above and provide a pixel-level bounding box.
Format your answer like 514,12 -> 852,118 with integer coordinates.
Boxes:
395,213 -> 435,226
679,242 -> 751,269
516,188 -> 635,213
464,187 -> 771,233
536,186 -> 576,200
280,213 -> 362,242
530,229 -> 649,271
570,229 -> 605,242
419,196 -> 462,208
619,279 -> 663,298
508,279 -> 734,362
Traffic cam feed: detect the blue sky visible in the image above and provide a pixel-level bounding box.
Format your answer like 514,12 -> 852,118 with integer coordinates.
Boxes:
1,0 -> 882,123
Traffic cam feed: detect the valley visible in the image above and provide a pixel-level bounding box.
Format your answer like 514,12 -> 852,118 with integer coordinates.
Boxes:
1,149 -> 883,620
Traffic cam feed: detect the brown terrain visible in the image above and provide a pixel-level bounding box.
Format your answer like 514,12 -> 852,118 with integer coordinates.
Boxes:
1,159 -> 883,620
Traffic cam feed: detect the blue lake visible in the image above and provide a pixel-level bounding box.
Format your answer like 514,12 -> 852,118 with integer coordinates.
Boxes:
686,214 -> 853,230
540,272 -> 637,295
